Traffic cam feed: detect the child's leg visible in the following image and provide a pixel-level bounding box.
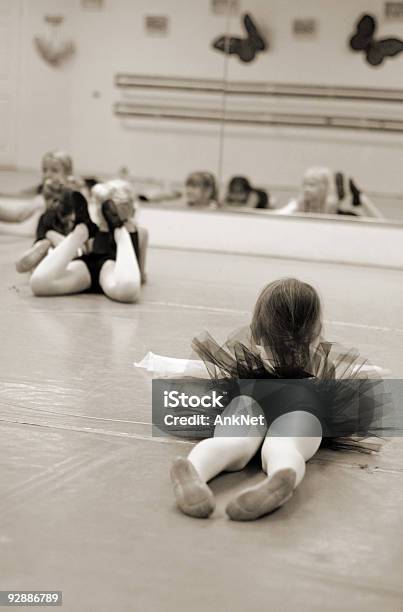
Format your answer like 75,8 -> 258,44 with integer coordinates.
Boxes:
16,239 -> 52,273
226,409 -> 322,521
189,400 -> 267,482
30,224 -> 91,296
260,411 -> 322,485
99,227 -> 141,303
170,395 -> 267,518
16,230 -> 67,274
46,230 -> 66,248
137,226 -> 148,284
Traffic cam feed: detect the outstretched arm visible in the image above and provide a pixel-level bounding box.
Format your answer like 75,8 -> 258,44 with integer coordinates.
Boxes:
0,199 -> 44,236
134,352 -> 208,378
273,199 -> 299,215
0,196 -> 43,223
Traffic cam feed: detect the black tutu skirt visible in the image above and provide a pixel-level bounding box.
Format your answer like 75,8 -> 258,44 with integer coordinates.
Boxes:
159,326 -> 396,453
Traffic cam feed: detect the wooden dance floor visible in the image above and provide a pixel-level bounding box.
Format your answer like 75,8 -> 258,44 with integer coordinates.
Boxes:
0,234 -> 402,612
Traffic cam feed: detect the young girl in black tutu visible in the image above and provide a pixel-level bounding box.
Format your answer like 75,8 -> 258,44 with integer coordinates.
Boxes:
164,278 -> 393,521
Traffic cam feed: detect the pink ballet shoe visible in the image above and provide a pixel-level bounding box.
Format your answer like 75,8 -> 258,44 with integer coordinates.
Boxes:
170,457 -> 215,519
15,239 -> 51,273
225,468 -> 296,521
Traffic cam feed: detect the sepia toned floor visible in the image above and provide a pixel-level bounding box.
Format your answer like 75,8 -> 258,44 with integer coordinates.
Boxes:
0,232 -> 402,612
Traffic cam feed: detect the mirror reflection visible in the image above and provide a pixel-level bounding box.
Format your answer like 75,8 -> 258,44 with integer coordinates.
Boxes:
1,0 -> 403,227
217,0 -> 403,222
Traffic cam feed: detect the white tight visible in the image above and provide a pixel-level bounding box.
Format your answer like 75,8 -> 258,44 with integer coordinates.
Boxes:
30,225 -> 141,302
188,395 -> 322,488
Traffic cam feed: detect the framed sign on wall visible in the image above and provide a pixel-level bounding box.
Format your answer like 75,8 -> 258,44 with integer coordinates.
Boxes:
144,15 -> 170,36
81,0 -> 104,10
293,18 -> 317,37
211,0 -> 240,16
385,2 -> 403,19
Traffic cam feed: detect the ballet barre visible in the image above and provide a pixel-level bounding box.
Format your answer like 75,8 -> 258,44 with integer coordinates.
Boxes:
115,73 -> 403,104
114,102 -> 403,133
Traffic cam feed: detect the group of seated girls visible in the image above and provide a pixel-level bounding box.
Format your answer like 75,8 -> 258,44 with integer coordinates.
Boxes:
184,167 -> 383,218
185,172 -> 270,210
0,153 -> 384,305
0,150 -> 148,304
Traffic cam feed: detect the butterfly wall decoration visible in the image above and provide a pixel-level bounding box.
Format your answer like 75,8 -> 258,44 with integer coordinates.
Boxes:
349,14 -> 403,66
212,13 -> 268,63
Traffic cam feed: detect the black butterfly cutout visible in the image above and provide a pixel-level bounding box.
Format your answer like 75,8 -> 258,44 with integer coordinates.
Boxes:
349,14 -> 403,66
212,13 -> 268,63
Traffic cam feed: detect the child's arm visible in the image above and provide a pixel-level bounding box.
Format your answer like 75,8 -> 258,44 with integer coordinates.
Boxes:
0,196 -> 43,223
0,208 -> 42,236
352,362 -> 391,377
134,352 -> 208,378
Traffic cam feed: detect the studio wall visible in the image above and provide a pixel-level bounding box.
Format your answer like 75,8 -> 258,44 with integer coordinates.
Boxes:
12,0 -> 403,198
16,0 -> 74,170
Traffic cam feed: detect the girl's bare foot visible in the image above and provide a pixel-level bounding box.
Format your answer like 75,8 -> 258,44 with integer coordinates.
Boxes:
16,239 -> 51,273
225,468 -> 296,521
170,457 -> 215,519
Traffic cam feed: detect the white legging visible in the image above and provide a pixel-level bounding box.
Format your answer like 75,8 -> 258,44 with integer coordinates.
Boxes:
188,395 -> 322,488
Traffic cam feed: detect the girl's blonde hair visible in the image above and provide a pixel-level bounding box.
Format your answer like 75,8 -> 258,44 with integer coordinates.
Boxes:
303,167 -> 339,213
42,150 -> 74,176
91,179 -> 137,226
186,171 -> 218,201
303,166 -> 331,187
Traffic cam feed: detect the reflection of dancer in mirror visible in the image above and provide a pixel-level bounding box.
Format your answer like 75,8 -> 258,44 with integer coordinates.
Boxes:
30,182 -> 143,303
185,172 -> 218,209
224,176 -> 270,209
277,167 -> 383,218
333,171 -> 383,218
160,278 -> 391,520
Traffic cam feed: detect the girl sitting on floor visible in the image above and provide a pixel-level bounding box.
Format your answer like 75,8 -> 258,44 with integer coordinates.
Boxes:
30,181 -> 144,303
276,167 -> 383,218
137,278 -> 393,521
15,174 -> 88,273
0,150 -> 82,228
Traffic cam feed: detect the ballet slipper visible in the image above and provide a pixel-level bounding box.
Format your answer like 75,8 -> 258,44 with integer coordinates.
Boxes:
16,239 -> 51,273
225,468 -> 296,521
102,200 -> 124,231
170,457 -> 215,519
